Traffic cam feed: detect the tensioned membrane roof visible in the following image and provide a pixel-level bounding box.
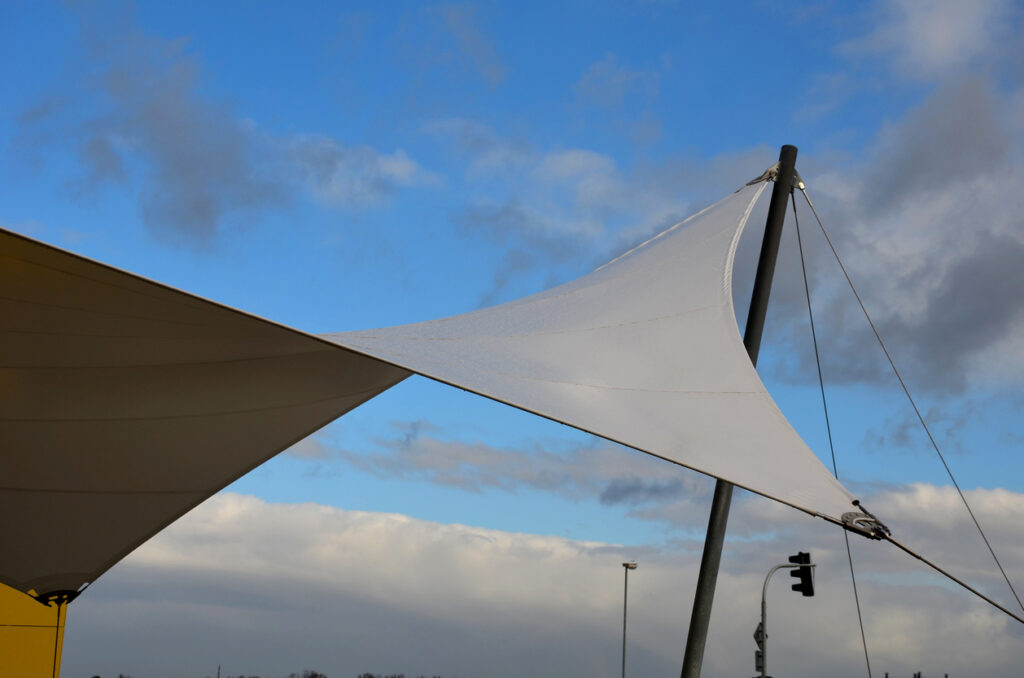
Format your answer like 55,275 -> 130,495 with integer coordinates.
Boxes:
0,179 -> 856,599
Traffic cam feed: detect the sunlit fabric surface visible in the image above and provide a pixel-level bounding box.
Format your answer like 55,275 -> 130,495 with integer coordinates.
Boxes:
323,183 -> 855,520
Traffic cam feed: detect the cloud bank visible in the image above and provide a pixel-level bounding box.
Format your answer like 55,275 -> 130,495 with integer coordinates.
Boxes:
61,488 -> 1024,678
786,77 -> 1024,393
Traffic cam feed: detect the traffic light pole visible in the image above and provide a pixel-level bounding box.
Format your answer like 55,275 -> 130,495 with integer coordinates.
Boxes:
680,145 -> 799,678
755,559 -> 816,678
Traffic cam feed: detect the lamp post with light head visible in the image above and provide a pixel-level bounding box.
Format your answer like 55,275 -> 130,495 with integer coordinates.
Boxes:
622,561 -> 638,678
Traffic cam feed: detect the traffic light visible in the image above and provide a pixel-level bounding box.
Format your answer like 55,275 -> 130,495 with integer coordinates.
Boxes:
789,552 -> 814,596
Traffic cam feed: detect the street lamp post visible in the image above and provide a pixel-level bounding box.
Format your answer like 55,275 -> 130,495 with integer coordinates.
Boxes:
622,561 -> 638,678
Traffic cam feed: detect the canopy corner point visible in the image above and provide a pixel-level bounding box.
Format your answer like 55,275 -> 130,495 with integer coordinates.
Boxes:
842,500 -> 892,540
33,588 -> 82,607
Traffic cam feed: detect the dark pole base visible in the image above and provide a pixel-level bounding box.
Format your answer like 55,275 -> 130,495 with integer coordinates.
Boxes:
680,478 -> 734,678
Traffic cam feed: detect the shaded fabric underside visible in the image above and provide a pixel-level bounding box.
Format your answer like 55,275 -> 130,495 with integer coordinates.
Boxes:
0,231 -> 410,595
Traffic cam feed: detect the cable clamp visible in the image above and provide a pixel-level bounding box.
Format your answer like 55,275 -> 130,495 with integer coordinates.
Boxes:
842,500 -> 892,540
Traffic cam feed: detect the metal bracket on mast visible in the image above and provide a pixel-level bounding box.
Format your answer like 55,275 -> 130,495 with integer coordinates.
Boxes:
745,164 -> 804,190
745,162 -> 780,185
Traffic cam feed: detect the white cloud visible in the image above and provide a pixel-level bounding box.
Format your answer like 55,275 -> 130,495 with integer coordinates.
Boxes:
430,120 -> 780,303
573,53 -> 659,109
842,0 -> 1019,80
424,118 -> 533,179
284,435 -> 332,460
571,53 -> 664,145
290,136 -> 439,208
60,485 -> 1024,678
531,149 -> 625,216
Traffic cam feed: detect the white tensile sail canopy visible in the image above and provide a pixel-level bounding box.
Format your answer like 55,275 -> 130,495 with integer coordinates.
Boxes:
0,179 -> 856,600
322,183 -> 854,517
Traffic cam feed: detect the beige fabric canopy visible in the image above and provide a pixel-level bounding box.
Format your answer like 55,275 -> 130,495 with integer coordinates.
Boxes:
0,179 -> 856,600
0,232 -> 410,596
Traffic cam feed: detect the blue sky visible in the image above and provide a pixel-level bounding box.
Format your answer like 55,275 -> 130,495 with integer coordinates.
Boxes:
3,1 -> 1024,677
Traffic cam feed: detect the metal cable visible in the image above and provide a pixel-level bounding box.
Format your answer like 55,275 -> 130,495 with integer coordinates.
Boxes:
792,194 -> 873,678
885,535 -> 1024,624
798,187 -> 1024,615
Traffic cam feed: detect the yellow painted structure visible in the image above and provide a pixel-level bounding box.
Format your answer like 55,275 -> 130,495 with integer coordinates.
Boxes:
0,583 -> 66,678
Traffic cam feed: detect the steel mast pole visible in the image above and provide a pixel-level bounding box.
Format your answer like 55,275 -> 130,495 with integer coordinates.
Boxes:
679,144 -> 798,678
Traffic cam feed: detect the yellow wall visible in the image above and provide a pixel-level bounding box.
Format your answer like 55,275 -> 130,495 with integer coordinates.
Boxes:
0,583 -> 66,678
